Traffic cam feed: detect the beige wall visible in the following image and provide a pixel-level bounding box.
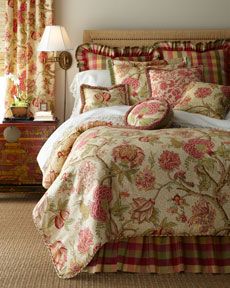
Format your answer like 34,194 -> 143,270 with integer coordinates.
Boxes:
54,0 -> 230,122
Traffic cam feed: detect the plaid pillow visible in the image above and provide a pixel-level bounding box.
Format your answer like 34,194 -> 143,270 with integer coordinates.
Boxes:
158,40 -> 230,85
162,50 -> 227,85
76,43 -> 160,71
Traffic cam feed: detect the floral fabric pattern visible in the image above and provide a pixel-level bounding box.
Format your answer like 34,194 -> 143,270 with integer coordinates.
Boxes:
80,84 -> 129,113
111,59 -> 167,104
147,66 -> 203,107
125,99 -> 172,129
33,122 -> 230,279
4,0 -> 55,117
174,82 -> 230,119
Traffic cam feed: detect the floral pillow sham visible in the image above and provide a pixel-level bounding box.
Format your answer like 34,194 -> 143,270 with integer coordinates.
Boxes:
147,66 -> 203,108
125,98 -> 172,129
174,82 -> 230,119
70,70 -> 112,117
110,59 -> 168,105
80,84 -> 130,113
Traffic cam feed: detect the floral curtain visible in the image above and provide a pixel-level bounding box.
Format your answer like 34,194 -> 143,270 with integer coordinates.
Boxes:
4,0 -> 54,117
0,0 -> 5,75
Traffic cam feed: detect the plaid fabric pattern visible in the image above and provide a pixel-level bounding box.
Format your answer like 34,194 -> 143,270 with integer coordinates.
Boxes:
86,236 -> 230,274
156,39 -> 229,52
76,43 -> 160,71
158,40 -> 230,85
162,50 -> 227,85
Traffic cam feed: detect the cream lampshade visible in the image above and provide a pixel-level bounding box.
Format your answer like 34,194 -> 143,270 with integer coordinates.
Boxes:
37,25 -> 73,70
37,25 -> 74,121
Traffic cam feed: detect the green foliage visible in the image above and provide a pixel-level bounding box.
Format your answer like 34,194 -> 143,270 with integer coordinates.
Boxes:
160,217 -> 177,229
216,144 -> 230,159
200,158 -> 215,172
58,199 -> 69,211
149,207 -> 159,224
111,162 -> 137,185
170,138 -> 183,148
47,215 -> 55,229
198,173 -> 211,192
81,144 -> 96,158
185,156 -> 195,170
111,198 -> 129,218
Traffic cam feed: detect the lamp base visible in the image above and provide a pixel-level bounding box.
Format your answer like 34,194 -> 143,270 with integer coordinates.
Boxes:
59,51 -> 72,70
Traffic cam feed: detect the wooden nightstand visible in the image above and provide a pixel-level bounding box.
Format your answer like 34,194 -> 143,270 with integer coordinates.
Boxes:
0,120 -> 58,193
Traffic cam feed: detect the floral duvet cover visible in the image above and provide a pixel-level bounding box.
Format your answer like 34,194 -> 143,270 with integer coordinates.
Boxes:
33,122 -> 230,278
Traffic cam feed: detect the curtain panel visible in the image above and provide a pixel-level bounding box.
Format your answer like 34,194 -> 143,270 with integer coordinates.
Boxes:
4,0 -> 55,117
0,0 -> 5,75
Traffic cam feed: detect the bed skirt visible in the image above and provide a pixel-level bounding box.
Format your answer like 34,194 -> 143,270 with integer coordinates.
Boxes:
85,236 -> 230,274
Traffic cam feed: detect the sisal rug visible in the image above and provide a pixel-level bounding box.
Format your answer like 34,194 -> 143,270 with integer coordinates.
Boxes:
0,196 -> 230,288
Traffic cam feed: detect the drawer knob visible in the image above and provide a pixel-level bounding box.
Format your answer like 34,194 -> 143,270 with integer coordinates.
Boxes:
3,126 -> 21,143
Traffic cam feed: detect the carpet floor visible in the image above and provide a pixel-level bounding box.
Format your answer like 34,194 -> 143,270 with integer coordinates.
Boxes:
0,196 -> 230,288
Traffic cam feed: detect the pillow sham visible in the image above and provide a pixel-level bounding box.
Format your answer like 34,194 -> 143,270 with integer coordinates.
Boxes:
80,84 -> 129,113
159,40 -> 230,85
162,50 -> 227,85
76,43 -> 160,71
125,98 -> 172,129
147,66 -> 203,107
70,70 -> 112,117
174,82 -> 230,119
111,59 -> 168,105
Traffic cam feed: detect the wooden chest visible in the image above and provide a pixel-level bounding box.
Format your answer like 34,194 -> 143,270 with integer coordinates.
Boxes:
0,120 -> 58,193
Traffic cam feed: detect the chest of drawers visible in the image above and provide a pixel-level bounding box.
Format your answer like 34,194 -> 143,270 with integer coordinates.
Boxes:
0,120 -> 58,193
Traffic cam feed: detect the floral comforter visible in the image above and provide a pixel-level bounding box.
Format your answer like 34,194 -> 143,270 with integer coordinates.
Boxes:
33,122 -> 230,278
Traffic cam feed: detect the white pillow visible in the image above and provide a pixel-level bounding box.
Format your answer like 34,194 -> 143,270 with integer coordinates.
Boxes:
70,70 -> 112,116
173,110 -> 230,130
225,110 -> 230,120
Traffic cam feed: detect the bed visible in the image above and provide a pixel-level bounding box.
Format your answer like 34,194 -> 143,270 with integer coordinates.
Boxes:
33,29 -> 230,279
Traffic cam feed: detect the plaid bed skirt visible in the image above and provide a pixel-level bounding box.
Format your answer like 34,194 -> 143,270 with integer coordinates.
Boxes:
85,236 -> 230,274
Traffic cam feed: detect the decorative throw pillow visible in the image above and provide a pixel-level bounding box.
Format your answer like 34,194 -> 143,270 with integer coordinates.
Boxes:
80,84 -> 130,113
125,99 -> 173,129
147,66 -> 203,107
70,70 -> 112,117
174,82 -> 230,119
111,59 -> 168,105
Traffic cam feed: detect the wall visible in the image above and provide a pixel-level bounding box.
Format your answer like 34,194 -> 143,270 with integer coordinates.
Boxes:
54,0 -> 230,122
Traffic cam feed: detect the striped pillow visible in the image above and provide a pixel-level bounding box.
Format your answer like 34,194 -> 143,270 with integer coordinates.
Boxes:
162,50 -> 228,85
76,43 -> 160,71
158,40 -> 230,85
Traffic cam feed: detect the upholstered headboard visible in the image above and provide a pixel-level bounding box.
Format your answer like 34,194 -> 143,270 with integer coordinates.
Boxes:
75,29 -> 230,72
83,29 -> 230,46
